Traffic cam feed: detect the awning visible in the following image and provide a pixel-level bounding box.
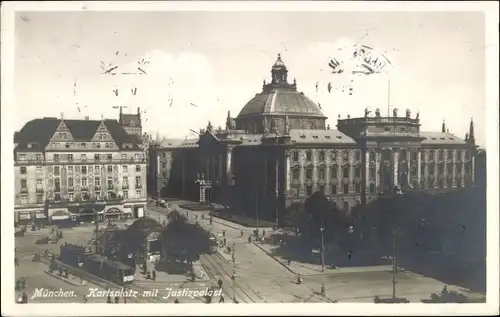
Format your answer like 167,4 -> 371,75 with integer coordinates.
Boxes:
52,215 -> 70,220
105,208 -> 122,216
35,212 -> 47,219
123,207 -> 132,214
19,212 -> 32,220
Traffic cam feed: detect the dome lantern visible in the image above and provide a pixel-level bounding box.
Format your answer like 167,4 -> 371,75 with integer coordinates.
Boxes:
271,53 -> 288,85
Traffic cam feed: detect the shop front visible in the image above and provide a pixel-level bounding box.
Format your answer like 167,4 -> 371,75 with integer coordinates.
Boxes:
123,205 -> 133,220
104,207 -> 122,221
34,210 -> 48,226
17,211 -> 33,226
134,205 -> 145,219
76,205 -> 105,222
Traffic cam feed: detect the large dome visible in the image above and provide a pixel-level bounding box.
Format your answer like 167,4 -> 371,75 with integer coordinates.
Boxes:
237,54 -> 325,119
237,88 -> 325,118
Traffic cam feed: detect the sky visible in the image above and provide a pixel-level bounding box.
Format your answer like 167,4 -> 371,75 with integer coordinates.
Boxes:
14,10 -> 487,146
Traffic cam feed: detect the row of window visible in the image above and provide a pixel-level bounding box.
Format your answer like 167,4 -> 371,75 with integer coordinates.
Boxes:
20,176 -> 142,190
292,166 -> 362,180
290,149 -> 470,164
17,152 -> 144,162
18,189 -> 142,205
291,183 -> 366,196
292,150 -> 360,163
20,164 -> 143,175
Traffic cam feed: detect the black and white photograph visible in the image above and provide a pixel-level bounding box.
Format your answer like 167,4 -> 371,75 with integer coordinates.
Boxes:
1,1 -> 498,316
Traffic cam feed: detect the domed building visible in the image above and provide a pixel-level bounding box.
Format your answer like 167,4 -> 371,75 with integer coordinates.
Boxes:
149,54 -> 477,224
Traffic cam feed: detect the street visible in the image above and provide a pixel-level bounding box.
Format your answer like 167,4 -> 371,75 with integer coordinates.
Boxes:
13,202 -> 484,304
146,202 -> 473,303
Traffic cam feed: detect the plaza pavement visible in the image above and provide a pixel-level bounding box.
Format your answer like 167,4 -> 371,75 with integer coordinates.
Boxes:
148,200 -> 485,303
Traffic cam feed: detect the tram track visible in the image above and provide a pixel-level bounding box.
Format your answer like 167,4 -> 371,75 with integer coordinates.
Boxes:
38,257 -> 163,303
200,252 -> 267,303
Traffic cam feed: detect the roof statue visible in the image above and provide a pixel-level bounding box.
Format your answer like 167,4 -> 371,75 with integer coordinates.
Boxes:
206,121 -> 213,132
225,111 -> 236,130
393,108 -> 398,117
375,108 -> 381,117
406,109 -> 411,119
364,108 -> 371,117
263,117 -> 269,134
415,111 -> 420,120
284,115 -> 290,135
327,124 -> 331,130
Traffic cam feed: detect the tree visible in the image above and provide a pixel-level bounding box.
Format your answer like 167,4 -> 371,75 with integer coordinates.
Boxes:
283,202 -> 308,235
158,209 -> 216,274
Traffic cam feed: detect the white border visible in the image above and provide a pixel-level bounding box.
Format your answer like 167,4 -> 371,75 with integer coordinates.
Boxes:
1,1 -> 498,316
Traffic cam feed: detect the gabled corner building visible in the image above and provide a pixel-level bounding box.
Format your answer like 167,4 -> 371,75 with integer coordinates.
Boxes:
148,54 -> 478,224
14,114 -> 148,225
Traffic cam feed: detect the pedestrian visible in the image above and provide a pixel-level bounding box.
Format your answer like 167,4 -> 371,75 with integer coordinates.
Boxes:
297,275 -> 302,285
248,236 -> 251,243
152,270 -> 156,281
240,230 -> 244,237
222,230 -> 226,238
106,295 -> 112,303
21,291 -> 28,304
146,271 -> 151,280
219,293 -> 225,303
218,278 -> 223,289
320,283 -> 326,297
83,295 -> 88,303
347,250 -> 352,261
288,259 -> 292,266
262,229 -> 265,237
223,238 -> 227,246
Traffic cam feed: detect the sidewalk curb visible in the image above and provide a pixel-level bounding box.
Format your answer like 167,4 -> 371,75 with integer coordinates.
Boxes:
252,242 -> 298,275
44,271 -> 88,286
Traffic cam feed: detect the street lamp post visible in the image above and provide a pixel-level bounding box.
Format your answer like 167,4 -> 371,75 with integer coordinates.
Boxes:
232,242 -> 236,303
256,191 -> 259,234
320,225 -> 325,272
392,229 -> 397,299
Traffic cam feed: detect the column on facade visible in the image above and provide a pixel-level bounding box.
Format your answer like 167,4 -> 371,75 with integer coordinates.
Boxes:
226,147 -> 233,186
285,150 -> 291,193
312,150 -> 318,191
375,150 -> 381,190
181,155 -> 186,197
406,149 -> 411,187
325,152 -> 331,194
264,155 -> 268,192
365,151 -> 370,188
471,155 -> 476,185
424,150 -> 429,188
452,150 -> 457,187
299,150 -> 305,195
433,151 -> 438,188
156,154 -> 161,197
460,150 -> 465,187
417,150 -> 422,187
393,150 -> 399,187
443,150 -> 448,188
218,153 -> 223,181
349,150 -> 354,193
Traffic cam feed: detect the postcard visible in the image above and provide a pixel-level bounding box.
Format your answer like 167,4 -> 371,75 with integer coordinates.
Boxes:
1,1 -> 498,316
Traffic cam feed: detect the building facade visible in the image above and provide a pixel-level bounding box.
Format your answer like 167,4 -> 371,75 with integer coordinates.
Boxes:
14,116 -> 148,225
149,54 -> 477,223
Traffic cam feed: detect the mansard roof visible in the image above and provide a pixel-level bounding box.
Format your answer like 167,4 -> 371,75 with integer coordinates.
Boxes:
288,129 -> 356,145
15,117 -> 142,151
420,132 -> 467,145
